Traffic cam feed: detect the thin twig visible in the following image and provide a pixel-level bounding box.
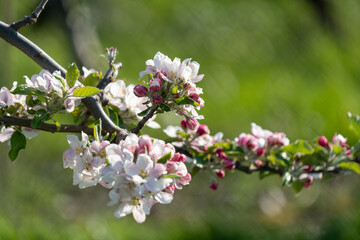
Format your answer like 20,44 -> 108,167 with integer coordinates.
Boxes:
97,64 -> 114,90
131,105 -> 159,135
0,116 -> 93,135
10,0 -> 49,31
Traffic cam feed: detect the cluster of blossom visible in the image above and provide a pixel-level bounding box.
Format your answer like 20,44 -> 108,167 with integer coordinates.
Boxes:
0,70 -> 83,142
134,52 -> 204,119
163,119 -> 356,191
63,132 -> 191,223
103,80 -> 160,128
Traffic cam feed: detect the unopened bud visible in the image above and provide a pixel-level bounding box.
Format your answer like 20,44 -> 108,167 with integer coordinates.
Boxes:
138,134 -> 152,151
303,176 -> 313,188
223,159 -> 235,170
152,96 -> 163,104
303,165 -> 313,172
256,148 -> 265,157
255,159 -> 263,168
216,170 -> 225,178
155,70 -> 167,81
189,93 -> 199,101
180,118 -> 199,131
149,78 -> 162,92
134,84 -> 148,97
318,136 -> 329,148
209,182 -> 218,190
196,124 -> 210,136
166,161 -> 178,173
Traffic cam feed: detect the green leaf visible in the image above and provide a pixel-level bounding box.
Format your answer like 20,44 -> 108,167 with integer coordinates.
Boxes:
8,131 -> 26,161
138,107 -> 152,117
163,173 -> 182,179
157,152 -> 172,163
31,109 -> 51,128
333,145 -> 344,155
339,162 -> 360,174
72,86 -> 101,97
11,84 -> 46,96
108,106 -> 119,126
66,63 -> 80,88
282,140 -> 314,155
83,72 -> 100,86
5,105 -> 17,114
160,103 -> 171,112
292,180 -> 304,194
173,96 -> 198,106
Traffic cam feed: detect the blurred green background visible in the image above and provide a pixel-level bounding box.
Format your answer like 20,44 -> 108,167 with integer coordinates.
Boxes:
1,0 -> 360,239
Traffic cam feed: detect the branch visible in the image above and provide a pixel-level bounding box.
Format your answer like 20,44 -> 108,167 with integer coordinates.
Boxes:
10,0 -> 49,31
0,21 -> 66,74
131,105 -> 159,135
0,116 -> 93,135
97,64 -> 114,90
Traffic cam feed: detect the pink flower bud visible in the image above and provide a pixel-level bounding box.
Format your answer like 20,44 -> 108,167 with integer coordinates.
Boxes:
178,154 -> 187,163
236,133 -> 257,150
318,136 -> 329,148
303,176 -> 313,188
346,150 -> 352,155
196,124 -> 210,136
256,148 -> 265,157
133,84 -> 148,97
152,96 -> 163,104
303,165 -> 313,172
180,118 -> 199,131
166,161 -> 178,173
150,78 -> 162,92
223,159 -> 235,170
155,70 -> 167,81
179,173 -> 191,186
217,151 -> 227,160
171,153 -> 180,162
255,159 -> 263,168
163,184 -> 175,195
216,170 -> 225,178
138,134 -> 152,151
209,182 -> 218,190
189,93 -> 199,101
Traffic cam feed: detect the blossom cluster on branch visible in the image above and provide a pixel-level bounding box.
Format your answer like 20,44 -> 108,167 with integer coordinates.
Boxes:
0,50 -> 359,223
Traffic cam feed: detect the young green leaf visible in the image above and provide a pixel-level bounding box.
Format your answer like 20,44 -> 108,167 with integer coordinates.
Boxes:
282,140 -> 314,155
66,63 -> 80,88
157,152 -> 172,163
339,162 -> 360,174
173,96 -> 197,106
8,131 -> 26,161
31,109 -> 51,128
11,84 -> 46,96
138,107 -> 152,117
72,86 -> 101,97
83,72 -> 100,86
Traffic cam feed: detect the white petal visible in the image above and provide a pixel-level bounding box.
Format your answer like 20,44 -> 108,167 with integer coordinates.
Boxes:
0,127 -> 15,142
132,206 -> 146,223
137,154 -> 153,171
22,128 -> 39,139
114,203 -> 133,218
163,125 -> 182,138
155,192 -> 173,204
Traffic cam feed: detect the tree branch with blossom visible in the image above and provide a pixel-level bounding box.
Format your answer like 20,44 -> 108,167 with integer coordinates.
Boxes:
0,2 -> 360,224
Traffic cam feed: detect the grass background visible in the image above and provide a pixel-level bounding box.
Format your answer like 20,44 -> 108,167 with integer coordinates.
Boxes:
1,0 -> 360,239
